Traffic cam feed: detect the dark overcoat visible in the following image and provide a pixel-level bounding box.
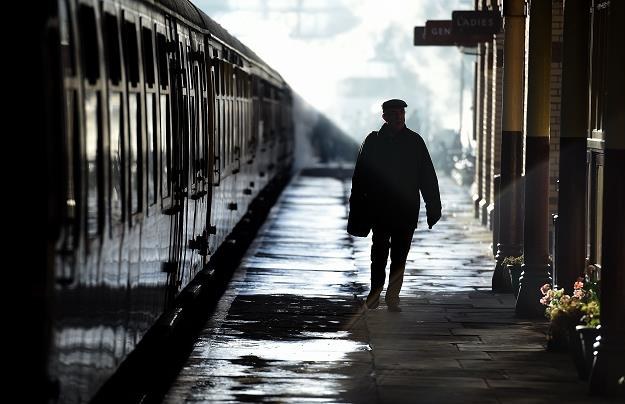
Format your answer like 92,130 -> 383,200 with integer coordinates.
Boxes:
350,123 -> 441,229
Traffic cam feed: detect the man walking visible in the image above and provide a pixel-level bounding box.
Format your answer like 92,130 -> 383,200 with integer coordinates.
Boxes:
349,99 -> 441,312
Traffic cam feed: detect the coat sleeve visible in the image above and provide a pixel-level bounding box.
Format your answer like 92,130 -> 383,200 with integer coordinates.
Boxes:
418,140 -> 442,214
350,134 -> 372,198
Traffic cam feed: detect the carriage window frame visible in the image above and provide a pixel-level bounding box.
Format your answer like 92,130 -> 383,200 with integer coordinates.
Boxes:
122,18 -> 140,87
84,91 -> 103,240
128,93 -> 142,216
59,0 -> 76,76
103,13 -> 122,85
194,63 -> 206,178
109,92 -> 125,226
64,90 -> 80,245
146,93 -> 158,206
156,32 -> 169,88
159,95 -> 171,200
78,4 -> 100,85
179,42 -> 187,88
142,26 -> 156,87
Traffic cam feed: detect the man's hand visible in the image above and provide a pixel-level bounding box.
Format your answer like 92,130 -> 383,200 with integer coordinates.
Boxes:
427,210 -> 441,229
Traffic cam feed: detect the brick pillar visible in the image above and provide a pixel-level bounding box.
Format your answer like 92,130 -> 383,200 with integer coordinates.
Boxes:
473,43 -> 485,218
516,0 -> 553,318
555,0 -> 589,293
493,0 -> 525,291
480,41 -> 494,226
489,31 -> 504,232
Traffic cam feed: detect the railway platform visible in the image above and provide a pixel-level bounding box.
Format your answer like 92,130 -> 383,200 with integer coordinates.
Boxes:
161,169 -> 611,403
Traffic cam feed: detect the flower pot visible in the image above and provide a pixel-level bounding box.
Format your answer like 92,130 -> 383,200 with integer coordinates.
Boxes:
546,322 -> 571,352
575,325 -> 600,380
507,264 -> 522,298
569,326 -> 586,379
546,313 -> 578,352
492,262 -> 514,292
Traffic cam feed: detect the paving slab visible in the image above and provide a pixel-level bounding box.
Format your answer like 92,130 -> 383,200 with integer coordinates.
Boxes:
162,174 -> 612,403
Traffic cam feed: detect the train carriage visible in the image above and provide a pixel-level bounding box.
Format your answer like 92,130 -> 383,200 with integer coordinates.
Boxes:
41,0 -> 294,401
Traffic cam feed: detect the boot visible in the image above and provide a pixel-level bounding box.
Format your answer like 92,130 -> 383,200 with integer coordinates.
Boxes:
365,289 -> 382,309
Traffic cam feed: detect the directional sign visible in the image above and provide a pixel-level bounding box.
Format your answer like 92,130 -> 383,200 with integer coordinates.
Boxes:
451,10 -> 502,36
414,26 -> 426,45
414,20 -> 491,47
424,20 -> 455,45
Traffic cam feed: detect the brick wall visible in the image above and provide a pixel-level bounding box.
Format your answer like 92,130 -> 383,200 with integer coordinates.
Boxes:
481,41 -> 494,226
489,32 -> 504,230
549,0 -> 564,241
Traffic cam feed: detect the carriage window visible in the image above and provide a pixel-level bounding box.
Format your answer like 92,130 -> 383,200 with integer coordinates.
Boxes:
65,91 -> 78,240
196,68 -> 204,170
147,94 -> 157,205
221,62 -> 226,96
79,5 -> 99,84
189,96 -> 197,178
201,59 -> 207,91
156,32 -> 169,88
181,95 -> 189,189
109,93 -> 123,223
104,13 -> 121,85
129,94 -> 141,214
181,43 -> 187,68
59,0 -> 75,75
231,68 -> 235,96
188,47 -> 194,90
215,99 -> 221,169
214,62 -> 221,95
123,20 -> 139,86
85,92 -> 101,238
220,101 -> 225,169
160,95 -> 170,198
142,27 -> 155,87
228,66 -> 233,96
179,43 -> 187,88
226,100 -> 231,165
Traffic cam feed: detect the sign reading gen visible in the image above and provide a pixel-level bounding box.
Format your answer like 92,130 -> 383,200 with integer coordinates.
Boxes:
414,19 -> 492,47
451,10 -> 502,35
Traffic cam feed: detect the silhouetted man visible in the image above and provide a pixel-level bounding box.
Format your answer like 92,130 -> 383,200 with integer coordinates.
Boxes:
349,99 -> 441,312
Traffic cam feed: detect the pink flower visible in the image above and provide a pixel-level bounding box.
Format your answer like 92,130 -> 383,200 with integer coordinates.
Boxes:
574,281 -> 584,290
540,296 -> 550,305
573,289 -> 585,299
540,284 -> 551,295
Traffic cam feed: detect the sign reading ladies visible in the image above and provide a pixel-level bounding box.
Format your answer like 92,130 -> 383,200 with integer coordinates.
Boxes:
451,10 -> 502,36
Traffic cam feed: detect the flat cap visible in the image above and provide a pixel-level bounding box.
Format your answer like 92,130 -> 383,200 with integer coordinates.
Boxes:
382,99 -> 407,111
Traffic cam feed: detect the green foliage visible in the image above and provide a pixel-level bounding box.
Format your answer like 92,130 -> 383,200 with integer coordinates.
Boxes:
539,266 -> 601,328
502,255 -> 523,266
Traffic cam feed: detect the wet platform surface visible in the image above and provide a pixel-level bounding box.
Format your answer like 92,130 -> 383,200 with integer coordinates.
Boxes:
163,174 -> 609,403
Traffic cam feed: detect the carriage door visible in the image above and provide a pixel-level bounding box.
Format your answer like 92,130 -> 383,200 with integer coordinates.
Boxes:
187,33 -> 211,261
163,16 -> 186,296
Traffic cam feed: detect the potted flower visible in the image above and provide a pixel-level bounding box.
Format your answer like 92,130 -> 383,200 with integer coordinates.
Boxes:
575,269 -> 601,380
540,283 -> 583,352
539,268 -> 601,380
502,255 -> 523,297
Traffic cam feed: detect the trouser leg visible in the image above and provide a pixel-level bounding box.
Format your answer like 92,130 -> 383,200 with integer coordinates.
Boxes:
370,227 -> 391,293
385,227 -> 415,305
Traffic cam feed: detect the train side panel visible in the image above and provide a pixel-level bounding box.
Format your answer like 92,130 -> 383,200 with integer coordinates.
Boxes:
45,0 -> 294,402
